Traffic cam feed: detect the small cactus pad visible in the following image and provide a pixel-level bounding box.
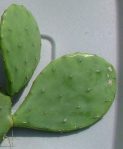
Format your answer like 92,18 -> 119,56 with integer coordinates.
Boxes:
13,53 -> 116,132
0,92 -> 12,141
0,4 -> 41,96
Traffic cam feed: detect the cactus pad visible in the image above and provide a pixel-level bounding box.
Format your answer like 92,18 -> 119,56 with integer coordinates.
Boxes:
13,53 -> 116,132
0,4 -> 41,96
0,92 -> 12,141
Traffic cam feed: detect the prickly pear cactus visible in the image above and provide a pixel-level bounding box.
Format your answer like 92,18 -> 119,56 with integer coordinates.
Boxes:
0,92 -> 12,141
0,4 -> 41,96
13,53 -> 116,132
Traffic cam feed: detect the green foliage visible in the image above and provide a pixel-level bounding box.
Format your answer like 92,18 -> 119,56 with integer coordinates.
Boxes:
0,92 -> 12,141
0,4 -> 41,96
13,53 -> 116,132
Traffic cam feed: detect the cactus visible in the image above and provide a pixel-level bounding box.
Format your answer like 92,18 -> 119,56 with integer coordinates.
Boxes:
0,4 -> 41,96
0,92 -> 12,141
13,53 -> 116,132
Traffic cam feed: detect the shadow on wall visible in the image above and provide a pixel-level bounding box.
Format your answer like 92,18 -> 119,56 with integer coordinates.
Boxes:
0,54 -> 7,93
114,1 -> 123,149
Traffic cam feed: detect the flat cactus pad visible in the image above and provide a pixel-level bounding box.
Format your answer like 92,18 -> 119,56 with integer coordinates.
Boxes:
13,53 -> 116,132
0,4 -> 41,96
0,92 -> 12,141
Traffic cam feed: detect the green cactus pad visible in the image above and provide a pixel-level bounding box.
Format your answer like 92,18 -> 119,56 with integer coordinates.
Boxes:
13,53 -> 116,132
0,4 -> 41,96
0,92 -> 12,141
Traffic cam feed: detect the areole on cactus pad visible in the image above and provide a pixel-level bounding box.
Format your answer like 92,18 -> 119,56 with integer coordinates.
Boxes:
0,4 -> 41,96
13,53 -> 116,132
